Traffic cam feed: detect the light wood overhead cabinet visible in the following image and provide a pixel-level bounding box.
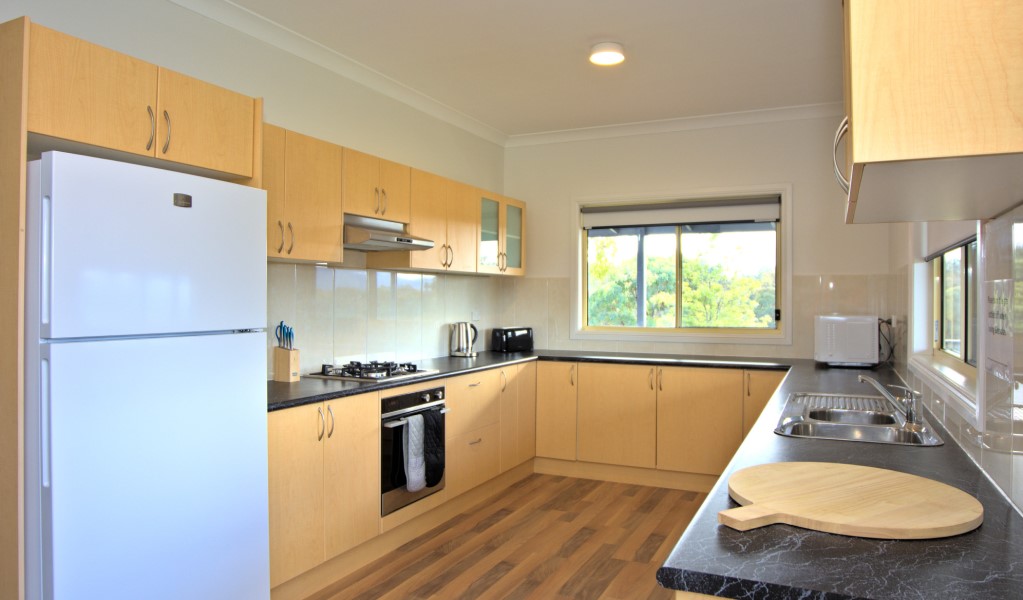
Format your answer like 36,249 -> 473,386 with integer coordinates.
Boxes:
577,363 -> 657,468
263,124 -> 344,263
742,369 -> 786,437
27,23 -> 257,177
368,169 -> 478,273
342,147 -> 411,223
478,193 -> 525,276
839,0 -> 1023,223
536,361 -> 577,460
267,393 -> 379,587
656,367 -> 743,475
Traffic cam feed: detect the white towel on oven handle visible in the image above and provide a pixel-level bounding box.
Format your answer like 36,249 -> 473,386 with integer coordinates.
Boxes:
403,414 -> 426,492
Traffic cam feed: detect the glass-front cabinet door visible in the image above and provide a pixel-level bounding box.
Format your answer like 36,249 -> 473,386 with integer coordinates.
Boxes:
478,193 -> 526,276
479,195 -> 501,273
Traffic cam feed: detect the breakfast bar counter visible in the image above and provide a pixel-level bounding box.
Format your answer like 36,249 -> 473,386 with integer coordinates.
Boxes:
655,359 -> 1023,599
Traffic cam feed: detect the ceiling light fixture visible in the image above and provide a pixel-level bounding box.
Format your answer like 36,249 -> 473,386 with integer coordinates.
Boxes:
589,42 -> 625,66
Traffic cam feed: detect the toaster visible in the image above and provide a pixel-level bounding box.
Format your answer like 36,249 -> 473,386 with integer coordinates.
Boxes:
491,327 -> 533,352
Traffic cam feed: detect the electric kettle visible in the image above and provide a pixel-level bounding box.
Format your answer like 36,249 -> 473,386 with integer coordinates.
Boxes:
450,322 -> 478,357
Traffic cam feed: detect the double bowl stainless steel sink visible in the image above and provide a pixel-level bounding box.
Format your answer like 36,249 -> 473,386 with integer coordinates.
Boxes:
775,393 -> 943,446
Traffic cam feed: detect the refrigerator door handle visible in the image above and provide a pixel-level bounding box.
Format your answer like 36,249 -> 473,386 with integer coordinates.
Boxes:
41,357 -> 51,488
41,194 -> 52,329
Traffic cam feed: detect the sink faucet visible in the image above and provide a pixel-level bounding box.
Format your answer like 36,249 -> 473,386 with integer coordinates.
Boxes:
858,375 -> 922,425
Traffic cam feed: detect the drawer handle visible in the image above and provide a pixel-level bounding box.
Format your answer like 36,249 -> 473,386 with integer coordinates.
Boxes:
162,110 -> 171,154
468,381 -> 482,388
469,438 -> 482,446
833,116 -> 850,194
146,105 -> 155,151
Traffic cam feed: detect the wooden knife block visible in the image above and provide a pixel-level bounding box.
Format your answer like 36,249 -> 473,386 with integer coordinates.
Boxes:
273,347 -> 300,383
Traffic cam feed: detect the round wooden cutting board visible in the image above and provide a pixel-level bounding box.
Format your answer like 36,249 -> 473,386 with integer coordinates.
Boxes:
718,462 -> 983,539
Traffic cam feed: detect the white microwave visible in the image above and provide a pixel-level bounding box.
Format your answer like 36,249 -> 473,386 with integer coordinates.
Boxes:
814,315 -> 879,366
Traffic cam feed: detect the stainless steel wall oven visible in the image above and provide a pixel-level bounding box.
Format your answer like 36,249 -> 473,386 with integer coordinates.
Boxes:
380,386 -> 446,516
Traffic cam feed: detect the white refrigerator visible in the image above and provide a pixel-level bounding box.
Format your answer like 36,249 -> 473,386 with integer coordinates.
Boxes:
24,152 -> 271,600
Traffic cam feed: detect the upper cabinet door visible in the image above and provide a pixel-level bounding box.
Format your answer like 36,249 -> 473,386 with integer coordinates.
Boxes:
263,124 -> 288,258
446,181 -> 478,273
342,148 -> 411,223
408,169 -> 449,271
28,23 -> 158,157
478,195 -> 502,274
284,130 -> 343,263
503,197 -> 526,276
378,157 -> 411,223
155,68 -> 255,177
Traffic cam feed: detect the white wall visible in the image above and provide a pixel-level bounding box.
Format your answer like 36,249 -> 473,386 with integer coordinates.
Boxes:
502,116 -> 897,358
2,0 -> 504,190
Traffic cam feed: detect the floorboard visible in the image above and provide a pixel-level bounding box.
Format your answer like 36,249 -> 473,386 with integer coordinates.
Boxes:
315,474 -> 705,600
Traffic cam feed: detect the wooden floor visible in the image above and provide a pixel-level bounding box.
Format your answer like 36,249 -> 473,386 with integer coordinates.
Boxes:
312,474 -> 706,600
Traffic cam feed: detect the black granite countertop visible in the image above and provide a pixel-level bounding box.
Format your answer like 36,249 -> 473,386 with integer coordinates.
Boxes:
267,349 -> 1023,598
267,351 -> 537,411
655,359 -> 1023,600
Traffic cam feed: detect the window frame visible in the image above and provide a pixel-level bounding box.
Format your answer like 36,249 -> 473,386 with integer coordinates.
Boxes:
570,185 -> 793,346
931,237 -> 977,367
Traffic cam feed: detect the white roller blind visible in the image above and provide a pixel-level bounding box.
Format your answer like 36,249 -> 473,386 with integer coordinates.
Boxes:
580,196 -> 780,229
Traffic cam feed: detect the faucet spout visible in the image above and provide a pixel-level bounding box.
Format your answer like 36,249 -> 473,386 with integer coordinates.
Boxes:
858,375 -> 922,425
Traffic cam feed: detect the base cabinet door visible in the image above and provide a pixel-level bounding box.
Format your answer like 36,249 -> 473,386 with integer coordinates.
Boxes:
656,367 -> 743,475
323,393 -> 380,560
742,369 -> 786,437
499,362 -> 537,472
577,363 -> 656,468
267,403 -> 325,587
536,362 -> 577,460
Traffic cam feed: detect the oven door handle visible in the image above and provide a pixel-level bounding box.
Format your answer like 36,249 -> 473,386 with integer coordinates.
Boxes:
383,407 -> 449,428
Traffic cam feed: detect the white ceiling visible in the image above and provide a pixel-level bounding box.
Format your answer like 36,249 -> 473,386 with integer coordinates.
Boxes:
190,0 -> 845,142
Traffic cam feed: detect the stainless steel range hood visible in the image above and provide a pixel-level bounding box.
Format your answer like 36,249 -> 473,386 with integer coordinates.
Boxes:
343,215 -> 434,252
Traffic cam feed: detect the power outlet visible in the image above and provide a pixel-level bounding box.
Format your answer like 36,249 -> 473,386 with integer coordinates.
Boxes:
890,315 -> 898,329
471,310 -> 481,322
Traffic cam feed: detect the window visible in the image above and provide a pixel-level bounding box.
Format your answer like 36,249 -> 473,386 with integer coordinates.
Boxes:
581,196 -> 780,333
931,238 -> 977,365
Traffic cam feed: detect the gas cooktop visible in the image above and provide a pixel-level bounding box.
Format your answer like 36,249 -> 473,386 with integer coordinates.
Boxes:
307,361 -> 439,383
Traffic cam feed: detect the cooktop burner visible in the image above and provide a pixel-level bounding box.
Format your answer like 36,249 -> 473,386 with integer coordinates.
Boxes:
308,361 -> 439,382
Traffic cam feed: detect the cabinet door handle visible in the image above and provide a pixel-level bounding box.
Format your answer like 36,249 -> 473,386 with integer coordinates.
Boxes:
500,370 -> 507,392
327,405 -> 335,438
447,245 -> 454,268
649,368 -> 654,390
658,368 -> 663,392
382,189 -> 388,214
317,406 -> 325,441
287,222 -> 295,254
374,187 -> 380,214
468,381 -> 482,388
276,220 -> 285,253
469,438 -> 482,446
832,116 -> 850,194
161,110 -> 171,154
441,244 -> 450,267
146,106 -> 155,151
569,365 -> 574,386
746,372 -> 751,396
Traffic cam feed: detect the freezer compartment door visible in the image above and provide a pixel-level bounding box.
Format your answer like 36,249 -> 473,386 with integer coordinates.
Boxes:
32,151 -> 266,339
35,333 -> 269,600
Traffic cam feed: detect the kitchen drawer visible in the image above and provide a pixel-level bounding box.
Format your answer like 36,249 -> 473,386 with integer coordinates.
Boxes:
445,370 -> 500,437
446,423 -> 500,498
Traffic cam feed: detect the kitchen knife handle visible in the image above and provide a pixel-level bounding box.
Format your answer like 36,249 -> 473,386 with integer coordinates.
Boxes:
162,110 -> 171,154
287,222 -> 295,254
146,106 -> 155,151
317,407 -> 325,441
326,405 -> 335,438
276,220 -> 285,253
